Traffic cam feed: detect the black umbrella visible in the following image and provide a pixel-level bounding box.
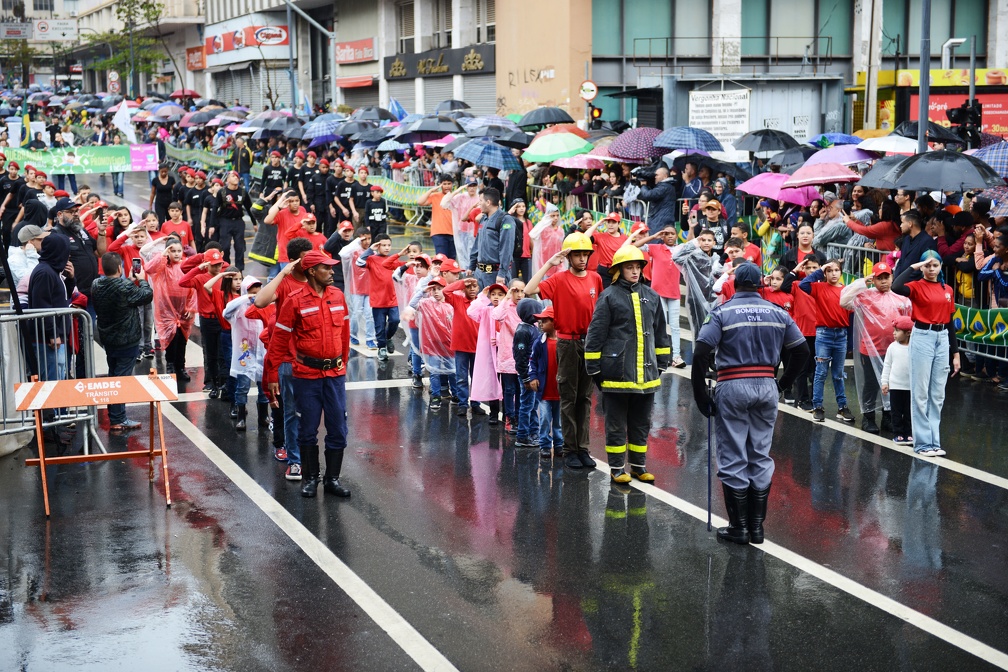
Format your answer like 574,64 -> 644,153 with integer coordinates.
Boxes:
734,129 -> 800,153
395,115 -> 466,142
195,98 -> 227,108
602,119 -> 631,133
517,106 -> 575,128
767,146 -> 820,173
442,136 -> 472,154
251,128 -> 285,140
467,126 -> 532,149
891,121 -> 963,145
354,125 -> 396,143
886,150 -> 1005,191
337,120 -> 378,137
284,126 -> 308,140
435,99 -> 470,113
351,106 -> 396,122
586,129 -> 617,142
446,109 -> 474,120
856,155 -> 908,189
669,153 -> 751,182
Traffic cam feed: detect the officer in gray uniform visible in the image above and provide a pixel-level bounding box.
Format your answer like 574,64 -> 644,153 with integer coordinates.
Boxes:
691,263 -> 809,545
469,186 -> 516,289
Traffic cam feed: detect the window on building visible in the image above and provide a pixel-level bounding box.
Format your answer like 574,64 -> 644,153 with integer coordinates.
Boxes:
433,0 -> 452,49
33,0 -> 53,10
592,0 -> 620,56
884,0 -> 986,57
398,1 -> 414,54
476,0 -> 495,44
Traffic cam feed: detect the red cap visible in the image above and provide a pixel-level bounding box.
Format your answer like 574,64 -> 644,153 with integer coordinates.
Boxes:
43,181 -> 55,188
35,171 -> 47,179
485,283 -> 508,295
893,316 -> 914,331
320,159 -> 330,166
872,261 -> 892,277
180,167 -> 191,174
369,185 -> 384,193
25,164 -> 35,172
212,178 -> 224,186
295,151 -> 305,159
196,170 -> 207,179
205,249 -> 225,264
604,212 -> 622,223
0,152 -> 6,161
427,276 -> 446,288
54,189 -> 69,198
440,260 -> 462,274
533,307 -> 555,320
630,222 -> 648,236
415,254 -> 432,267
301,250 -> 339,269
432,253 -> 449,263
301,214 -> 317,224
358,166 -> 369,174
96,201 -> 108,209
270,150 -> 282,158
307,151 -> 317,158
337,220 -> 354,232
7,161 -> 18,170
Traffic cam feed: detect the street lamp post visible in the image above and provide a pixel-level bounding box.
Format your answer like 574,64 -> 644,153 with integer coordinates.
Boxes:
128,20 -> 136,98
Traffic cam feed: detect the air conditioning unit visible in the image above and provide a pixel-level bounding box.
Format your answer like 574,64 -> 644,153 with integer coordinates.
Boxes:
69,10 -> 77,16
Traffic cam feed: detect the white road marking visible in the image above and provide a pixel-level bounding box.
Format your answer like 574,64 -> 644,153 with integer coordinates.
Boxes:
662,366 -> 1008,492
595,464 -> 1008,670
160,404 -> 460,672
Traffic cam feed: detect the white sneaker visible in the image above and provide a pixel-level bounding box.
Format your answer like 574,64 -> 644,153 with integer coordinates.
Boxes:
932,448 -> 947,457
671,356 -> 686,369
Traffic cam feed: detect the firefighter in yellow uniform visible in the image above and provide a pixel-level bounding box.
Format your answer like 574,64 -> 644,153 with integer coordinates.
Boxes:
585,245 -> 671,483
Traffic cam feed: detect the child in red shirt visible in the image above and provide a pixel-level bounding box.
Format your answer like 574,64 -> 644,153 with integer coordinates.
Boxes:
299,213 -> 328,254
799,257 -> 854,423
357,234 -> 405,360
528,307 -> 562,458
443,276 -> 484,417
782,257 -> 820,410
161,201 -> 195,249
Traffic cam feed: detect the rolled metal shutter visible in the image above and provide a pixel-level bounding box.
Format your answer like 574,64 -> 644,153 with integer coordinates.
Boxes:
342,85 -> 380,110
423,78 -> 454,114
462,74 -> 496,115
213,72 -> 235,107
257,66 -> 292,111
387,79 -> 416,114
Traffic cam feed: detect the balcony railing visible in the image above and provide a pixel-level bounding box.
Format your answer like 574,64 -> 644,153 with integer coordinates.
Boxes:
632,36 -> 835,75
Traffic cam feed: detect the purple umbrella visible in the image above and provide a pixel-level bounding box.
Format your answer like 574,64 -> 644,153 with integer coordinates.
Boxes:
803,145 -> 877,167
608,127 -> 664,161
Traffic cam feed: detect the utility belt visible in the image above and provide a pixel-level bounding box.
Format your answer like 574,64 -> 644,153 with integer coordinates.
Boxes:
475,262 -> 498,273
717,365 -> 775,381
557,332 -> 587,341
297,352 -> 344,371
914,321 -> 946,332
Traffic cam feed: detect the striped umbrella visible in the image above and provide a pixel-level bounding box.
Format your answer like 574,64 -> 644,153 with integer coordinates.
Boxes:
303,118 -> 344,145
971,141 -> 1008,177
981,186 -> 1008,218
454,137 -> 522,171
653,126 -> 724,152
609,127 -> 664,161
781,162 -> 860,188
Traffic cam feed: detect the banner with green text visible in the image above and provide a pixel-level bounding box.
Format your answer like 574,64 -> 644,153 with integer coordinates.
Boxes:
3,145 -> 159,174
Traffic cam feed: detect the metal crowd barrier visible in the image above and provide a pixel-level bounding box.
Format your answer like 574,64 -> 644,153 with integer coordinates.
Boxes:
825,242 -> 889,279
0,308 -> 105,457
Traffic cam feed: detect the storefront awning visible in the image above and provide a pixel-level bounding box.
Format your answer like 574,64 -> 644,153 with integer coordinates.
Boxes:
606,87 -> 663,99
337,75 -> 376,89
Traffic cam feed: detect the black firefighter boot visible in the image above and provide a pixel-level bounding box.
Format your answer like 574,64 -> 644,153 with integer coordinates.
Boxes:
747,483 -> 771,544
235,405 -> 247,431
257,402 -> 270,428
300,447 -> 320,498
717,483 -> 750,545
323,449 -> 351,497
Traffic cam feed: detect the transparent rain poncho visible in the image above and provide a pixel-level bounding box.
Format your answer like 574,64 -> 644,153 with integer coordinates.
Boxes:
672,240 -> 721,340
140,238 -> 197,346
415,296 -> 456,375
394,267 -> 421,353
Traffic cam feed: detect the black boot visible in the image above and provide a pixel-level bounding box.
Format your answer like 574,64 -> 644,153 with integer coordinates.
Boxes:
300,446 -> 320,497
322,449 -> 351,497
747,483 -> 771,544
880,410 -> 892,433
257,402 -> 270,428
235,405 -> 247,431
717,483 -> 750,545
861,412 -> 879,433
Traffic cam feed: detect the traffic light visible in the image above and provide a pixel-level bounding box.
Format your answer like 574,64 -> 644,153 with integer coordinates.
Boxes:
947,99 -> 982,149
589,104 -> 603,130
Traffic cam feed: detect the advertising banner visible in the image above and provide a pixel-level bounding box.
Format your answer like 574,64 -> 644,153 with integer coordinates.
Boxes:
204,14 -> 294,67
186,46 -> 206,71
909,92 -> 1008,136
3,145 -> 159,174
336,38 -> 377,64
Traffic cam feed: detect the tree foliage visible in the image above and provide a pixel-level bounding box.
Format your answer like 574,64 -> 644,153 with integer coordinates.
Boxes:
85,30 -> 164,77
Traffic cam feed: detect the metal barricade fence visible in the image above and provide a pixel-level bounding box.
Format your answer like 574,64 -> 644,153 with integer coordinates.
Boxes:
0,308 -> 105,456
405,168 -> 439,188
825,242 -> 889,280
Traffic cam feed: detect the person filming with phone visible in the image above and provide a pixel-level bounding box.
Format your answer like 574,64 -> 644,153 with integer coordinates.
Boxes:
90,252 -> 155,432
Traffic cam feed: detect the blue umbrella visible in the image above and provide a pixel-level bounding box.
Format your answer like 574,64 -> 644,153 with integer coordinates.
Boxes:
971,142 -> 1008,178
377,139 -> 410,152
454,137 -> 522,171
303,118 -> 343,145
653,126 -> 724,152
808,132 -> 862,148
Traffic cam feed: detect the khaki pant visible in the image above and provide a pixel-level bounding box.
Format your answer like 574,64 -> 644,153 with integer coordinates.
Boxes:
556,338 -> 593,455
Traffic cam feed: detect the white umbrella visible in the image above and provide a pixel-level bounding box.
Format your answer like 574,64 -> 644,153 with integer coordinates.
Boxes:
857,135 -> 919,155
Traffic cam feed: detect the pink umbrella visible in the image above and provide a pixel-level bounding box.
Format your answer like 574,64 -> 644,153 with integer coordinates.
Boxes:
777,186 -> 822,206
424,134 -> 455,147
782,162 -> 860,188
108,100 -> 140,112
553,155 -> 606,170
206,118 -> 224,127
737,172 -> 820,206
803,145 -> 877,167
589,145 -> 632,163
225,123 -> 241,132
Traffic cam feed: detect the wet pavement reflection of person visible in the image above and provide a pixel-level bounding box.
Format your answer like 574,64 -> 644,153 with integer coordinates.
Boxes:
709,551 -> 773,671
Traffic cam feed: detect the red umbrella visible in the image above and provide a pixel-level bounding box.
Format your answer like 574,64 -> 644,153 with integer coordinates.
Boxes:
169,88 -> 200,98
781,162 -> 860,188
107,100 -> 140,112
534,123 -> 590,140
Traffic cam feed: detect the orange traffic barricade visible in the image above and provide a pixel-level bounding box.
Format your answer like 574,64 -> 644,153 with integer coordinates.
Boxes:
16,370 -> 178,517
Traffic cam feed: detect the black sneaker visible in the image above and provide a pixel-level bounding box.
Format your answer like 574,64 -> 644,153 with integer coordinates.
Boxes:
456,407 -> 468,418
429,396 -> 442,411
386,340 -> 395,354
798,400 -> 813,412
411,375 -> 424,389
577,452 -> 597,468
564,453 -> 583,469
861,416 -> 879,433
813,407 -> 826,422
471,405 -> 488,417
539,446 -> 552,459
450,396 -> 460,404
515,437 -> 537,447
837,406 -> 855,423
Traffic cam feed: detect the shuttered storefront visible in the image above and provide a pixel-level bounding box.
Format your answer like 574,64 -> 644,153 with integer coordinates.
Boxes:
423,77 -> 454,114
387,79 -> 415,114
463,74 -> 496,115
257,65 -> 292,111
343,85 -> 380,110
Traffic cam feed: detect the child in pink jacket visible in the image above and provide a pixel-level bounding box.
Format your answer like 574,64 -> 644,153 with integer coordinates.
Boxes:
467,283 -> 507,424
492,280 -> 526,434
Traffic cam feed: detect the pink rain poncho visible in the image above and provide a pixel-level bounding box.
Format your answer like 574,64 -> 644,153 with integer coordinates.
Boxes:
141,241 -> 197,346
840,278 -> 911,413
529,207 -> 565,279
491,297 -> 520,374
394,266 -> 421,352
416,296 -> 455,375
466,294 -> 503,402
